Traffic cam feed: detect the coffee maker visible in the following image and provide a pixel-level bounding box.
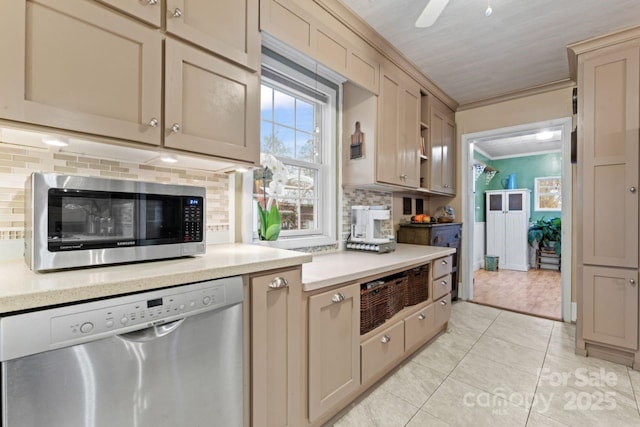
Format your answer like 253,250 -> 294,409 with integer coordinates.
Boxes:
347,206 -> 396,253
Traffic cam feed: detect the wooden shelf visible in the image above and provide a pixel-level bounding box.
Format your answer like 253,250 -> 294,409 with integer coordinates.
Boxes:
420,121 -> 429,130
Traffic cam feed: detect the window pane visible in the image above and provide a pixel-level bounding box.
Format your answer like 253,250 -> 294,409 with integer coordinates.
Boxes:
260,121 -> 273,154
300,199 -> 316,230
272,125 -> 295,158
278,199 -> 299,231
260,85 -> 273,121
296,99 -> 314,133
296,131 -> 316,163
274,91 -> 295,127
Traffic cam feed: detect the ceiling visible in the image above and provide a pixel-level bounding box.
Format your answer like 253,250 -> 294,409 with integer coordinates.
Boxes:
472,127 -> 562,159
340,0 -> 640,105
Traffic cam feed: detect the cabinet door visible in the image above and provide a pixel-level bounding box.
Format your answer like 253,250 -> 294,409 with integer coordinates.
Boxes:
360,321 -> 404,384
0,0 -> 162,145
582,266 -> 638,350
377,66 -> 402,186
400,83 -> 421,188
165,39 -> 260,165
581,46 -> 640,268
485,192 -> 506,261
429,98 -> 456,194
434,294 -> 452,328
404,303 -> 435,351
504,191 -> 530,271
308,283 -> 360,423
96,0 -> 161,26
166,0 -> 259,70
251,269 -> 302,427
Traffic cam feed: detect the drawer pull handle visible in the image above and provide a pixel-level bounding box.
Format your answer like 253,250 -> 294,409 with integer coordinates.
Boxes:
441,280 -> 448,286
170,123 -> 181,133
441,300 -> 448,306
631,187 -> 637,193
268,277 -> 288,289
381,334 -> 391,344
171,8 -> 182,18
331,292 -> 345,303
147,0 -> 158,5
148,117 -> 159,128
418,313 -> 426,320
630,279 -> 636,287
442,259 -> 449,265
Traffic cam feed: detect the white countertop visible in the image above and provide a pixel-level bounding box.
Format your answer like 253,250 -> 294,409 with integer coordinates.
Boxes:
302,244 -> 456,291
0,243 -> 311,314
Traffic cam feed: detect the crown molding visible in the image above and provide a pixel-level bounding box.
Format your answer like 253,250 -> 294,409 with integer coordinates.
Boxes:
456,79 -> 575,112
567,25 -> 640,80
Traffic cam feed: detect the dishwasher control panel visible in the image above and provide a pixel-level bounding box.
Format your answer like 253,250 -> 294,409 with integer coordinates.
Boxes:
50,284 -> 226,345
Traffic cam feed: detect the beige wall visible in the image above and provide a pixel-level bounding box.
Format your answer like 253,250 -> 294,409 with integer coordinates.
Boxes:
452,86 -> 576,302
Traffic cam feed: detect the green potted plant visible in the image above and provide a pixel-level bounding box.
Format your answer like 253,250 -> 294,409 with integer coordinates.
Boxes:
528,217 -> 561,254
256,154 -> 287,241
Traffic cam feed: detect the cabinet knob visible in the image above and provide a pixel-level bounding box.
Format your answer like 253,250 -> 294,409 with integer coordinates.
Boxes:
630,279 -> 636,287
147,0 -> 158,5
170,123 -> 181,133
331,292 -> 345,303
418,313 -> 426,320
444,184 -> 449,188
442,259 -> 448,265
381,334 -> 391,344
631,187 -> 637,193
171,7 -> 182,18
441,300 -> 448,306
148,117 -> 159,128
441,280 -> 448,286
268,277 -> 289,289
433,236 -> 441,244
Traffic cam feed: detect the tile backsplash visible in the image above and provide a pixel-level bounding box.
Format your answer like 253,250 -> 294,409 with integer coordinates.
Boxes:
0,141 -> 230,247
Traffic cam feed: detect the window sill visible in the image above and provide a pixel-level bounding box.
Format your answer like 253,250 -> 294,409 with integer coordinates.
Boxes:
253,235 -> 337,250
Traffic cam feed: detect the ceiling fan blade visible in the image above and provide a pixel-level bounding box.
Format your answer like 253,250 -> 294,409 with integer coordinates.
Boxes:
415,0 -> 451,28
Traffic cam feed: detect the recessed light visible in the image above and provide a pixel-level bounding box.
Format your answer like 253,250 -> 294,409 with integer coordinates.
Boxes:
235,167 -> 249,173
536,131 -> 554,141
42,136 -> 69,147
160,155 -> 178,164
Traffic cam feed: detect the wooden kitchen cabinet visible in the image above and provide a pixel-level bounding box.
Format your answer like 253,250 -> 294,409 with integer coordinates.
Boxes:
165,0 -> 259,71
95,0 -> 161,26
428,97 -> 456,195
377,62 -> 420,189
0,0 -> 163,145
360,321 -> 404,384
164,39 -> 260,165
251,268 -> 302,427
404,303 -> 435,351
582,266 -> 638,350
308,283 -> 360,423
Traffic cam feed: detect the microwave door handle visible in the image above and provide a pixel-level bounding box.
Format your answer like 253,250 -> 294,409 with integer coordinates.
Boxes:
137,197 -> 145,241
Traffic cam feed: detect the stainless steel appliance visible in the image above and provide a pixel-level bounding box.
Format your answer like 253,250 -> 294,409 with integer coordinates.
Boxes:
347,205 -> 396,253
25,172 -> 206,271
0,276 -> 243,427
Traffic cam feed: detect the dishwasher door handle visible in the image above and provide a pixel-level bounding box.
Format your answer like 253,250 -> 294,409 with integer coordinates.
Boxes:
117,318 -> 186,342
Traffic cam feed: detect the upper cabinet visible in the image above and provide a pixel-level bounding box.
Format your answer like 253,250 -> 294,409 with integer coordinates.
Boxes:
165,39 -> 260,164
377,62 -> 420,188
428,96 -> 456,195
0,0 -> 163,145
0,0 -> 261,166
165,0 -> 260,71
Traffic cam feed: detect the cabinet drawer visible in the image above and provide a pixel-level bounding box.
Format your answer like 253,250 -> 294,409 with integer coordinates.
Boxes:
433,256 -> 453,279
431,226 -> 461,246
434,294 -> 451,328
433,274 -> 452,301
361,321 -> 404,384
404,304 -> 435,350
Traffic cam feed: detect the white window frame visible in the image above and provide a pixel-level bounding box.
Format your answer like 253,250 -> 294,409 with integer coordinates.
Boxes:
534,176 -> 562,211
245,44 -> 340,249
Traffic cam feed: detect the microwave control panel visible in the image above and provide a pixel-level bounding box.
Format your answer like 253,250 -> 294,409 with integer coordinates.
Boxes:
183,197 -> 203,242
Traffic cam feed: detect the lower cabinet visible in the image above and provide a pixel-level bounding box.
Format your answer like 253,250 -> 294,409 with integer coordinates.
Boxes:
435,294 -> 452,328
582,266 -> 638,350
404,303 -> 435,351
251,268 -> 302,427
308,283 -> 361,423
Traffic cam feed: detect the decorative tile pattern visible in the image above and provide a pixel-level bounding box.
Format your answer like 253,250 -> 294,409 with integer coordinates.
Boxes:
0,141 -> 230,240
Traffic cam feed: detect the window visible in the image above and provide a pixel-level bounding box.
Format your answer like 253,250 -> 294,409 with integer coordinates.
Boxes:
534,176 -> 562,211
252,49 -> 338,247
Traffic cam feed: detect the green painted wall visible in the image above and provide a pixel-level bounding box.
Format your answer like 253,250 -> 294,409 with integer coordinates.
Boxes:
474,152 -> 562,222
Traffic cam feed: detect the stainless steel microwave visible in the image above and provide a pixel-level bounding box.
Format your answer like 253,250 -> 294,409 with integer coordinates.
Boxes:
25,173 -> 206,271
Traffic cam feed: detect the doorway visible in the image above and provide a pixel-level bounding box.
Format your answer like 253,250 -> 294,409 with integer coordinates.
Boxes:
460,118 -> 573,322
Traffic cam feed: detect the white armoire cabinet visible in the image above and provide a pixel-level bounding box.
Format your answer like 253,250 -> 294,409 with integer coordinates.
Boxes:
485,189 -> 531,271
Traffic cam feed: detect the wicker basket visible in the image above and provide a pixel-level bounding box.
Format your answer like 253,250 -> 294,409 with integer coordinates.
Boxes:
360,282 -> 389,334
385,275 -> 408,319
405,265 -> 429,306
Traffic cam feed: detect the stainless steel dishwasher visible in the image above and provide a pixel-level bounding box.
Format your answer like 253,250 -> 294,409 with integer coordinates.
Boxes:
0,276 -> 243,427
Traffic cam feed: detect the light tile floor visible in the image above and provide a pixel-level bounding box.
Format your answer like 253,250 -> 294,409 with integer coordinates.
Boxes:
330,302 -> 640,427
